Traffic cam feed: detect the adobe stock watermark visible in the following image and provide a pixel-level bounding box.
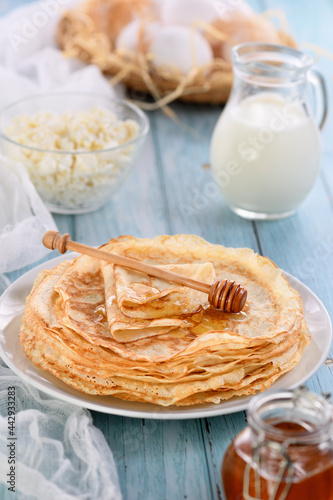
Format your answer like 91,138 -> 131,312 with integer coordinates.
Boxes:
234,103 -> 298,163
8,0 -> 71,53
122,412 -> 164,455
178,160 -> 242,219
6,386 -> 17,494
294,234 -> 333,280
178,103 -> 299,220
213,0 -> 245,18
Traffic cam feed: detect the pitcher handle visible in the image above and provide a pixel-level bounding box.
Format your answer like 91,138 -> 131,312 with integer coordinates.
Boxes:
308,68 -> 328,130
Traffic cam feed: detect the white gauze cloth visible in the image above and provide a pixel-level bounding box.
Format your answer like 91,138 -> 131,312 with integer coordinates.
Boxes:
0,0 -> 122,110
0,154 -> 57,278
0,359 -> 122,500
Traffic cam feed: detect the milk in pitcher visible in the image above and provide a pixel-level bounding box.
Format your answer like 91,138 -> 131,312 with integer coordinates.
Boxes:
211,92 -> 321,218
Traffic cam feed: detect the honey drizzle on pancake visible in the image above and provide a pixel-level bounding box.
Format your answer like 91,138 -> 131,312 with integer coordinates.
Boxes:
93,300 -> 248,336
192,308 -> 248,335
94,305 -> 107,325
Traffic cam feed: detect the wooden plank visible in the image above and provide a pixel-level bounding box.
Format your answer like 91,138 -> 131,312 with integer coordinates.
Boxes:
202,412 -> 250,500
150,105 -> 260,252
90,414 -> 213,500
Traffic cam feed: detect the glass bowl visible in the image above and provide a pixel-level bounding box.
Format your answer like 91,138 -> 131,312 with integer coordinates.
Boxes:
0,93 -> 149,214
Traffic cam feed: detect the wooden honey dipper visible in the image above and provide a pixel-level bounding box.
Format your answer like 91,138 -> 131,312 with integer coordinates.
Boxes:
43,231 -> 247,314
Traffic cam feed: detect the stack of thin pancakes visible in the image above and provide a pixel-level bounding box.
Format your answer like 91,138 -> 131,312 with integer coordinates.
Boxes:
20,235 -> 310,406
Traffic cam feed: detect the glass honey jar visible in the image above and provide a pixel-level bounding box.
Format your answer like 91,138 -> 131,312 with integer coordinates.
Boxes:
222,388 -> 333,500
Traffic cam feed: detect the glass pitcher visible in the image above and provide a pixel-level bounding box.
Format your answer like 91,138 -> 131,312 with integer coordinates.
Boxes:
222,388 -> 333,499
210,43 -> 327,220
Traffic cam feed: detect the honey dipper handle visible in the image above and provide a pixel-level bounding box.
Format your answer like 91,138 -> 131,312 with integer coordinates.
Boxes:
42,231 -> 211,294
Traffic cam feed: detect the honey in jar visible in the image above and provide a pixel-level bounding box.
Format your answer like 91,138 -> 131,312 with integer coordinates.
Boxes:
222,388 -> 333,500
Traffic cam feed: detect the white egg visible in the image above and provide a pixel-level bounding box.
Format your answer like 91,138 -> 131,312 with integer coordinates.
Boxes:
161,0 -> 219,27
116,20 -> 160,52
150,25 -> 213,75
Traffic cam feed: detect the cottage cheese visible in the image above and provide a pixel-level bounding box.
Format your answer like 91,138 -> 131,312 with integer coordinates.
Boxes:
5,107 -> 140,211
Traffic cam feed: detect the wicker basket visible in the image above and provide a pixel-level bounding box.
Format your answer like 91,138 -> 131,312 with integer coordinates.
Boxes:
56,1 -> 296,106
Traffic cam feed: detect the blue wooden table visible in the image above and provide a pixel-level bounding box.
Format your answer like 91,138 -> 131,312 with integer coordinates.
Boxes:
1,1 -> 333,499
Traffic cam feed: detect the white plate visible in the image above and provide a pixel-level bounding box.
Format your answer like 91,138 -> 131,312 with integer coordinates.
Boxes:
0,254 -> 331,420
